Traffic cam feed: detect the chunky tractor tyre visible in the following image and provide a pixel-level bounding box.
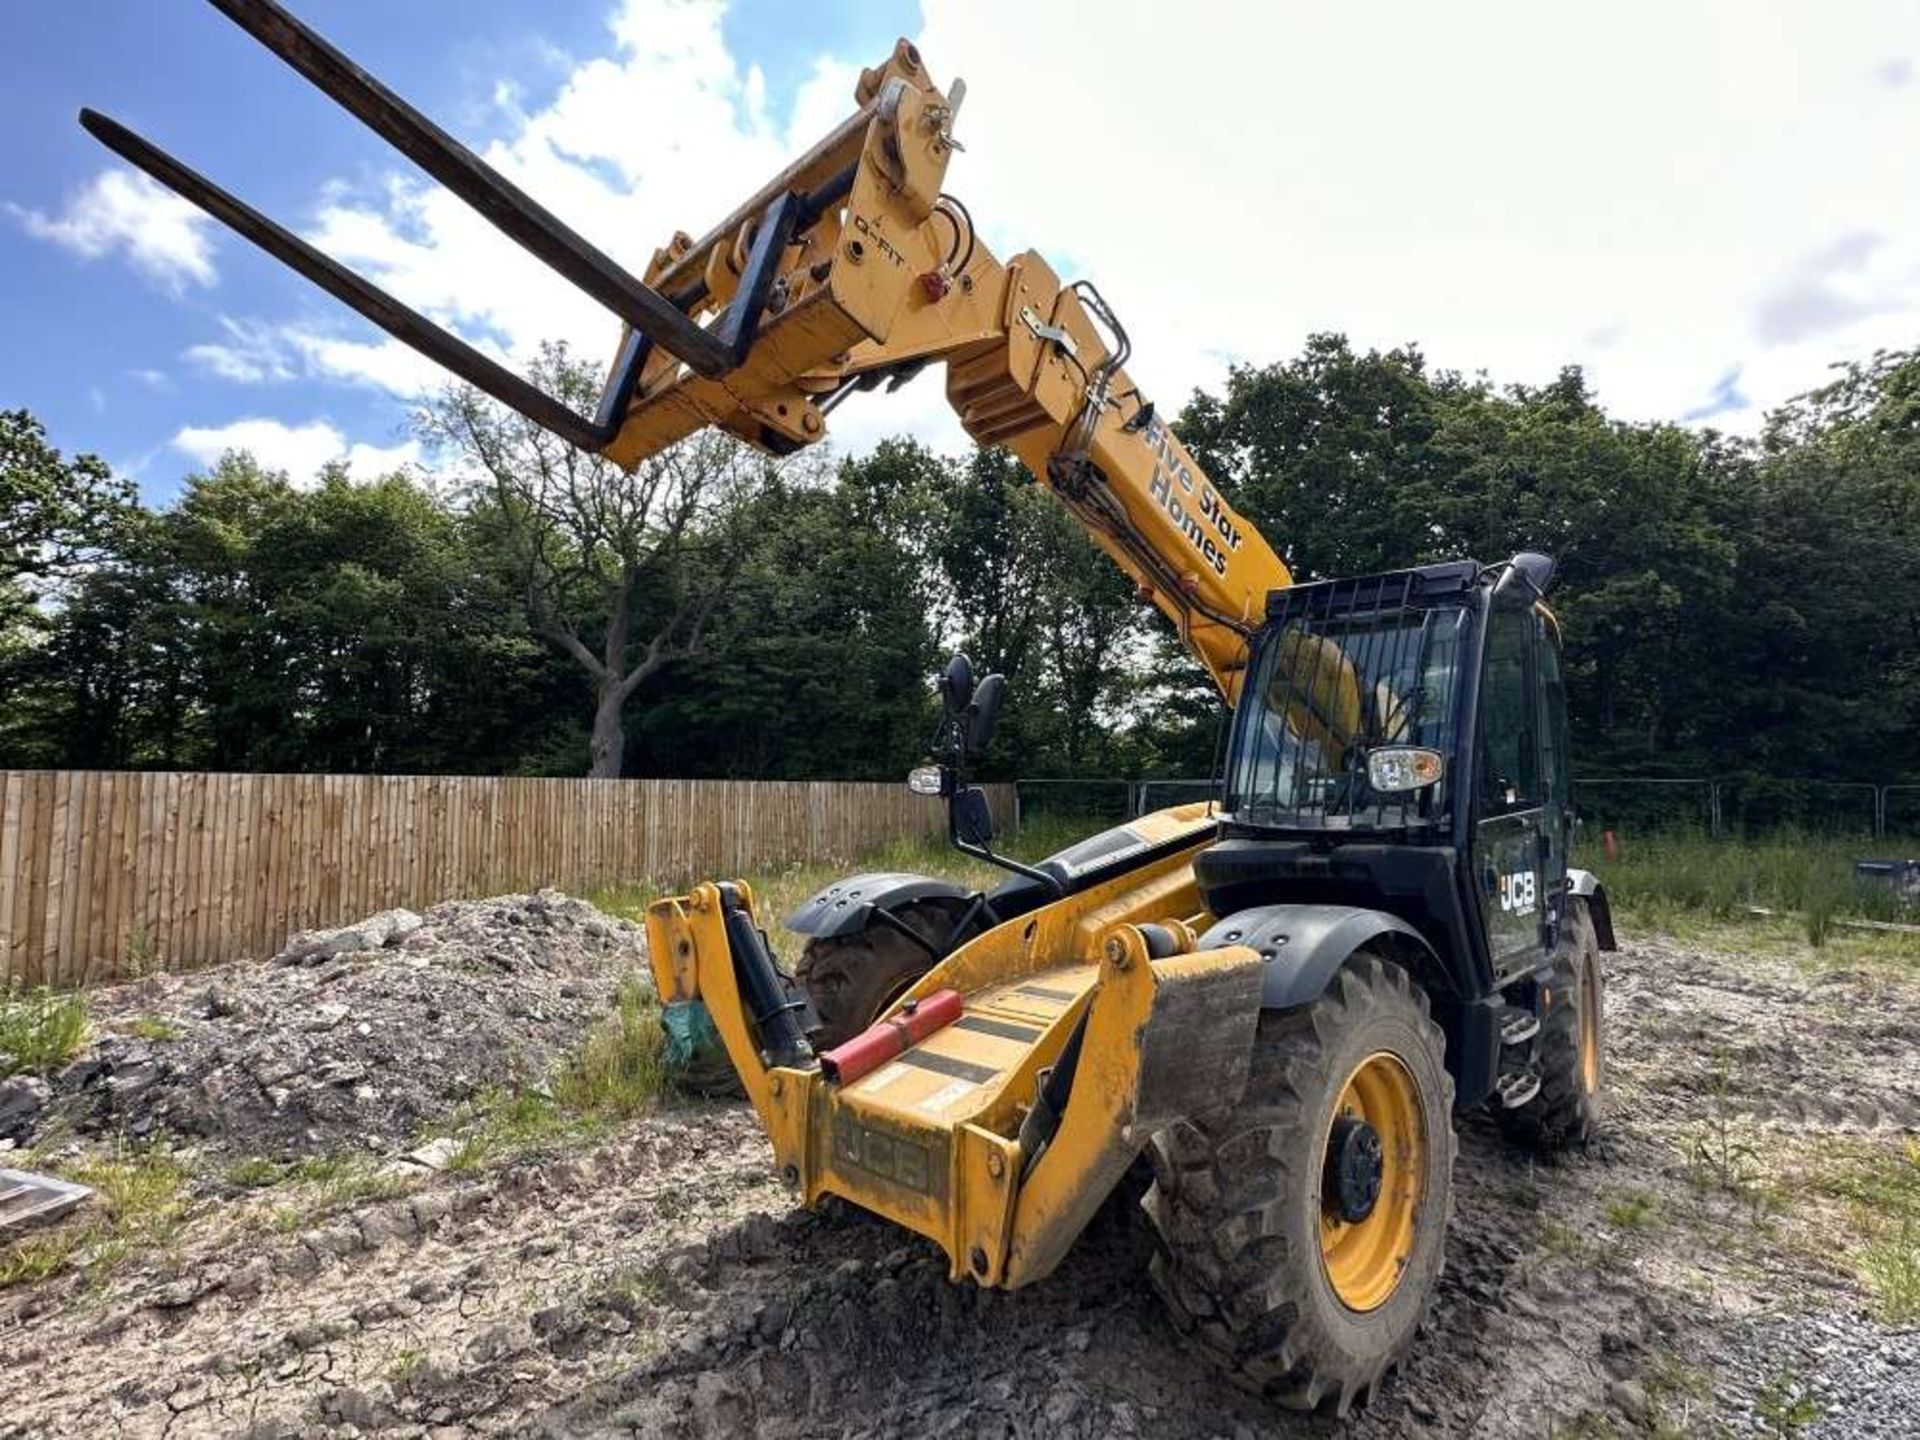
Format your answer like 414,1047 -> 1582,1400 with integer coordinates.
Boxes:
1500,899 -> 1605,1150
794,902 -> 947,1049
1144,953 -> 1456,1415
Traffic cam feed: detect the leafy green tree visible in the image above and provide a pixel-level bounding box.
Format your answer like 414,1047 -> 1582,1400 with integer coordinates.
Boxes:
421,343 -> 770,777
638,444 -> 941,779
1,409 -> 135,605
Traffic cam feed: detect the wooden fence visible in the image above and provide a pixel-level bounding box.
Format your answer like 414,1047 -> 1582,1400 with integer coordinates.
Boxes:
0,771 -> 1013,988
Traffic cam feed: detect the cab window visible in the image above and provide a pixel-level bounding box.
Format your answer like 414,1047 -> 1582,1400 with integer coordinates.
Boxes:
1478,604 -> 1539,813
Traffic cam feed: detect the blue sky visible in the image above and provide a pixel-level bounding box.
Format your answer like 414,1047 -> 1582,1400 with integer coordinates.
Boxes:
5,2 -> 1916,504
3,0 -> 913,499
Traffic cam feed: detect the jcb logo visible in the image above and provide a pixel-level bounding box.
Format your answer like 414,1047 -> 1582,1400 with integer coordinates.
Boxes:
1498,870 -> 1537,915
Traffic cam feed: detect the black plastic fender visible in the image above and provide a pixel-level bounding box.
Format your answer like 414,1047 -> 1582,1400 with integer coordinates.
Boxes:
1565,869 -> 1618,950
782,871 -> 974,940
1195,903 -> 1444,1011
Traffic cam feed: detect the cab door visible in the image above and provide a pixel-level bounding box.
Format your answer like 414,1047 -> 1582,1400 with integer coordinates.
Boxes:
1473,600 -> 1549,977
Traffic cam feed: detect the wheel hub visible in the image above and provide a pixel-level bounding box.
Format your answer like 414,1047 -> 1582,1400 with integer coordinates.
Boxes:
1318,1050 -> 1427,1313
1323,1116 -> 1385,1223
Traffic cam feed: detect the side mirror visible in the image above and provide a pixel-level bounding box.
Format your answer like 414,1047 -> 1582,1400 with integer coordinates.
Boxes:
952,786 -> 996,846
965,673 -> 1005,758
939,653 -> 975,716
1493,551 -> 1558,602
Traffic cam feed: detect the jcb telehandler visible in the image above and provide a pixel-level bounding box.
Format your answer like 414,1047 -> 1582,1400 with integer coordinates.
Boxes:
85,4 -> 1617,1410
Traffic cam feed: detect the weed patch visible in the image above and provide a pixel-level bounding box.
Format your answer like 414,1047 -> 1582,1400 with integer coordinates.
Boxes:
1603,1189 -> 1657,1230
1800,1138 -> 1920,1320
1754,1370 -> 1818,1438
0,983 -> 89,1078
0,1146 -> 188,1291
121,1014 -> 183,1043
437,971 -> 675,1169
551,973 -> 667,1120
1586,830 -> 1920,950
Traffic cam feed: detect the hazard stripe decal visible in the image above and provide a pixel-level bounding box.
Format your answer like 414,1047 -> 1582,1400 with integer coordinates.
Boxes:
1014,984 -> 1078,1003
898,1049 -> 999,1084
954,1015 -> 1044,1043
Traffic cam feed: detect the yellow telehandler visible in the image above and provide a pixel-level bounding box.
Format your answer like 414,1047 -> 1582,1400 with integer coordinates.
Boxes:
86,4 -> 1616,1410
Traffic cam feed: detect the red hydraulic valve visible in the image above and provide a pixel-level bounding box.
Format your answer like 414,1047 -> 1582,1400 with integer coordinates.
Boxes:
819,988 -> 964,1084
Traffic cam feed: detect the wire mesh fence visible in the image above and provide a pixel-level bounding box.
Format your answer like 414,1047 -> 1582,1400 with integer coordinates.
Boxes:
1571,779 -> 1717,835
1716,778 -> 1882,836
1888,787 -> 1920,841
1017,775 -> 1920,840
1012,779 -> 1136,833
1013,778 -> 1221,832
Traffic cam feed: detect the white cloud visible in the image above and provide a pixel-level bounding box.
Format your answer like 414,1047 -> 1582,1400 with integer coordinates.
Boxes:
171,418 -> 420,488
183,0 -> 1920,462
10,168 -> 218,294
185,317 -> 297,384
913,0 -> 1920,434
183,315 -> 457,399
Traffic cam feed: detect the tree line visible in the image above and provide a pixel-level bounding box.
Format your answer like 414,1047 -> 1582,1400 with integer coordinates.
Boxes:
3,337 -> 1914,787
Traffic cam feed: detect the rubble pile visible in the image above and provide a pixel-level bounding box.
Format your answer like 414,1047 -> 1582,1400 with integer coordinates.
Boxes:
3,890 -> 648,1163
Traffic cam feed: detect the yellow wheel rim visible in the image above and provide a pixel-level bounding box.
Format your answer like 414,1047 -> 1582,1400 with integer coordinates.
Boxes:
1577,957 -> 1602,1094
1319,1051 -> 1425,1313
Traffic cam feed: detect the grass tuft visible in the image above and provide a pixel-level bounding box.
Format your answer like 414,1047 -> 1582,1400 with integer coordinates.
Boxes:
436,971 -> 675,1171
551,973 -> 667,1120
1754,1370 -> 1819,1438
1802,1138 -> 1920,1321
1603,1189 -> 1657,1230
121,1015 -> 183,1043
0,1146 -> 189,1291
0,983 -> 89,1078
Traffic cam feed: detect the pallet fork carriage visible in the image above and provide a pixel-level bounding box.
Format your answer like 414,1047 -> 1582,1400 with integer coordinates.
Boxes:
85,6 -> 1616,1410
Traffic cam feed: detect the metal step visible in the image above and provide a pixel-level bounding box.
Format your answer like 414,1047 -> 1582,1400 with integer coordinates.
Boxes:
1497,1005 -> 1541,1047
1493,1068 -> 1542,1110
0,1168 -> 93,1233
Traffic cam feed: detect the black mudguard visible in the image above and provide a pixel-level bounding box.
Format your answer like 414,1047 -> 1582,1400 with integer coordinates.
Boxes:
1196,903 -> 1442,1010
1197,902 -> 1505,1110
782,871 -> 974,941
1565,868 -> 1618,950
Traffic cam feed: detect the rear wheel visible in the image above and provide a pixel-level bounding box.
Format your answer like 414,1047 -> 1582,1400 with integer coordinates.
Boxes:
1500,900 -> 1604,1150
794,902 -> 948,1049
1144,953 -> 1456,1414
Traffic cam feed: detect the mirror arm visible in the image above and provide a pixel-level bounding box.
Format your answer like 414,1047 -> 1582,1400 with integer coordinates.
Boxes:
949,832 -> 1064,898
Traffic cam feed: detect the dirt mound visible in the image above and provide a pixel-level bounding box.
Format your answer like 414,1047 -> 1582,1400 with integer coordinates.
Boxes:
23,889 -> 647,1164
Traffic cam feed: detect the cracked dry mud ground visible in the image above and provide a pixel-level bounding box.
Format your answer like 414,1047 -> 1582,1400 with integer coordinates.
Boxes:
3,929 -> 1916,1439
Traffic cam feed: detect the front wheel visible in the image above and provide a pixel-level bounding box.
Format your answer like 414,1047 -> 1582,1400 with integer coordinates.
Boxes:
793,902 -> 949,1049
1144,953 -> 1456,1414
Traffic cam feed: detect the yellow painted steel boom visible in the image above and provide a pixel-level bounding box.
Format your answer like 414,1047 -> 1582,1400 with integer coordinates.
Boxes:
593,41 -> 1294,703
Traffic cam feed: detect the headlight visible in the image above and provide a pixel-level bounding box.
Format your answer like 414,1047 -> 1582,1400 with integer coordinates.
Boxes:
1366,746 -> 1444,793
907,765 -> 946,796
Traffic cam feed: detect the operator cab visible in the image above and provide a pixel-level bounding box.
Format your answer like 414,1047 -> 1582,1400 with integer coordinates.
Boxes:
1197,554 -> 1572,991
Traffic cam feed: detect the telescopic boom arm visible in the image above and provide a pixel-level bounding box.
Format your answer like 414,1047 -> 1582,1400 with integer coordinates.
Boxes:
85,3 -> 1292,700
